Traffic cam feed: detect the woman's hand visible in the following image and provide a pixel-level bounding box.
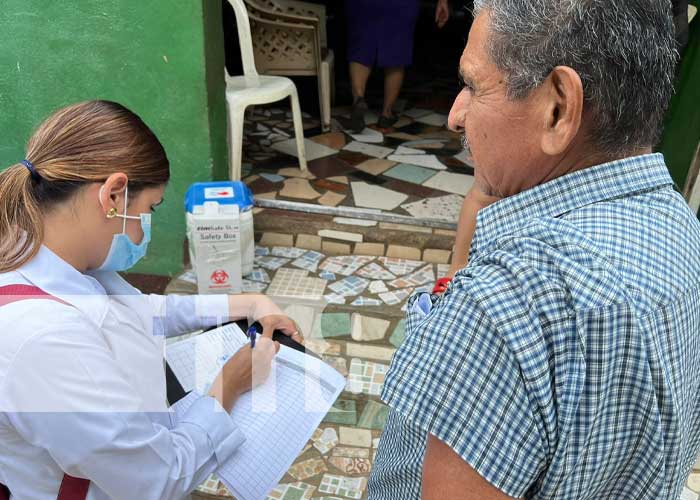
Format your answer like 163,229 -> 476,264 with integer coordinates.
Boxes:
435,0 -> 450,28
208,336 -> 279,413
227,293 -> 304,345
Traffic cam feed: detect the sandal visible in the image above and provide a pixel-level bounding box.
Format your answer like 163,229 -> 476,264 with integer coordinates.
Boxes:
377,114 -> 399,129
351,98 -> 368,133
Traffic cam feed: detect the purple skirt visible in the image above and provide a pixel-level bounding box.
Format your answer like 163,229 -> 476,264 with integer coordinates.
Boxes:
345,0 -> 421,68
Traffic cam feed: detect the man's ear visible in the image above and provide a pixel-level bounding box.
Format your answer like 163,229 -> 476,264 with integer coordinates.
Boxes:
540,66 -> 584,156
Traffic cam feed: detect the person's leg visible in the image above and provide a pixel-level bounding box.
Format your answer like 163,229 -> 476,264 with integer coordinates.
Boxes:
349,62 -> 371,132
382,66 -> 405,118
350,62 -> 372,102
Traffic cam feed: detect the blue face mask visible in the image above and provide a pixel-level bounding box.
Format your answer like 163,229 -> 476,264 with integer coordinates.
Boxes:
97,185 -> 152,272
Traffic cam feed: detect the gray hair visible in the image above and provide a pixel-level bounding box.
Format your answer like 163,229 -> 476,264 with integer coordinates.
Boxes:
473,0 -> 678,156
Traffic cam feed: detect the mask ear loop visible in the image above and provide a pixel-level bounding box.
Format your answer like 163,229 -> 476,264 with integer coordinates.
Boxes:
99,184 -> 135,235
121,185 -> 129,234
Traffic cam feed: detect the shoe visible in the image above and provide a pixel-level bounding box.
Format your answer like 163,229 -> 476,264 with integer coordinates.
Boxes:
378,114 -> 399,129
350,98 -> 367,133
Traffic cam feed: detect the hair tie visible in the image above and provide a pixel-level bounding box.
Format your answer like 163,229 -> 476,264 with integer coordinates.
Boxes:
20,159 -> 40,181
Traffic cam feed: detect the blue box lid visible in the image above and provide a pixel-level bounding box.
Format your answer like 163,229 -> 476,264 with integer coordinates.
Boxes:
184,181 -> 254,212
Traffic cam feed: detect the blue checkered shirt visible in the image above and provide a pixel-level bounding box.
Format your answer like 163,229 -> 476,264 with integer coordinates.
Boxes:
369,154 -> 700,499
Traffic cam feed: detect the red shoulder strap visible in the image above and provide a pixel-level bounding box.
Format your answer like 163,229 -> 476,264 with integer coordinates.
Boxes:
0,284 -> 72,308
0,285 -> 89,499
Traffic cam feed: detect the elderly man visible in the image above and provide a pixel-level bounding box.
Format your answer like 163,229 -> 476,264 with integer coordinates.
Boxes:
369,1 -> 700,499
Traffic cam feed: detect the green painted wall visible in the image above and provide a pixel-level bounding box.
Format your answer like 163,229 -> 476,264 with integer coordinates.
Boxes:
659,3 -> 700,194
0,0 -> 228,276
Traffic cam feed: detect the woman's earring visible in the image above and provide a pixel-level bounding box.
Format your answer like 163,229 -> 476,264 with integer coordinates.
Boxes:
106,208 -> 118,219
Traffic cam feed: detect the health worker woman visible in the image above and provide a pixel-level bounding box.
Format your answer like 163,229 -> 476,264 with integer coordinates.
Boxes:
0,100 -> 302,499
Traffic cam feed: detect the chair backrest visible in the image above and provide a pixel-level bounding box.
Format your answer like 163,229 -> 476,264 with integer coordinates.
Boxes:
226,0 -> 259,81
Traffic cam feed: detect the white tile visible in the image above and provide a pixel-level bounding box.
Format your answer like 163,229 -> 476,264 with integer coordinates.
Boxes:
351,182 -> 408,211
423,171 -> 475,195
415,112 -> 448,127
386,154 -> 447,171
393,145 -> 426,156
343,141 -> 394,159
349,127 -> 384,144
400,194 -> 464,221
453,148 -> 474,167
272,138 -> 338,161
403,108 -> 432,119
333,217 -> 378,227
318,229 -> 363,243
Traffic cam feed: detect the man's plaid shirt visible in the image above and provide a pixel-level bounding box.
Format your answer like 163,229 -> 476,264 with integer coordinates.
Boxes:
369,154 -> 700,499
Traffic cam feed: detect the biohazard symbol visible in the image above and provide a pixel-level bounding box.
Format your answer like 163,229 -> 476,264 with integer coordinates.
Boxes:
210,269 -> 229,285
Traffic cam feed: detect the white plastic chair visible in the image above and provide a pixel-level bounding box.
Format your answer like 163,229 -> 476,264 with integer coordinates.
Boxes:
225,0 -> 308,180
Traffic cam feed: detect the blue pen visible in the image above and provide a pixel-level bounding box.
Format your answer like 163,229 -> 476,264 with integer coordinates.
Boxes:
246,325 -> 257,349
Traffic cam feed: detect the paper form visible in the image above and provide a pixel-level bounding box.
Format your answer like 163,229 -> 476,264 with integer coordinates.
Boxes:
167,323 -> 346,500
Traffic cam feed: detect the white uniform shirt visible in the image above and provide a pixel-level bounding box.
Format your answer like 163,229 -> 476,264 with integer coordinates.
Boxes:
0,246 -> 245,499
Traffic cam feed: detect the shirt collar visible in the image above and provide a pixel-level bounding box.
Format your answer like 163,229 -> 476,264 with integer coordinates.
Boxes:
15,245 -> 110,327
470,153 -> 674,258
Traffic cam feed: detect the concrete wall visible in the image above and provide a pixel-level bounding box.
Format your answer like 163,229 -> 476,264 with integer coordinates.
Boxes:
0,0 -> 228,276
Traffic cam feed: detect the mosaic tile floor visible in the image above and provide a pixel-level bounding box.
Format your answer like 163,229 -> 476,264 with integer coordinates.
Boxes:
241,104 -> 474,224
167,246 -> 439,499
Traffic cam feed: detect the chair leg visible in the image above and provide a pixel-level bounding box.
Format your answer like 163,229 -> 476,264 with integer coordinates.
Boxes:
289,90 -> 308,171
319,63 -> 331,132
228,103 -> 246,180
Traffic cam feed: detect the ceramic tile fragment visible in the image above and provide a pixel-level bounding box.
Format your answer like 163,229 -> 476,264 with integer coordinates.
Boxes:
351,314 -> 390,341
260,172 -> 285,183
324,399 -> 358,425
357,400 -> 390,430
267,268 -> 327,300
351,296 -> 383,307
393,145 -> 427,155
327,175 -> 349,184
386,132 -> 422,141
282,304 -> 317,339
312,427 -> 339,454
436,263 -> 451,277
415,112 -> 448,127
320,255 -> 374,276
259,233 -> 294,247
332,446 -> 370,459
323,293 -> 346,305
296,234 -> 323,251
304,338 -> 342,356
292,250 -> 325,273
339,427 -> 373,447
257,256 -> 292,270
384,164 -> 437,184
453,148 -> 474,167
346,342 -> 395,361
333,217 -> 378,227
403,108 -> 432,119
288,457 -> 328,481
400,194 -> 463,221
354,242 -> 386,256
242,280 -> 268,293
255,245 -> 271,256
318,229 -> 363,243
386,244 -> 422,260
354,158 -> 396,176
355,262 -> 396,280
310,132 -> 347,150
379,287 -> 414,306
265,481 -> 316,500
318,191 -> 347,207
386,153 -> 446,171
369,280 -> 389,294
319,270 -> 337,281
348,127 -> 384,144
389,264 -> 435,288
272,138 -> 338,161
343,141 -> 394,159
277,166 -> 317,179
255,191 -> 277,200
271,246 -> 307,258
323,355 -> 348,377
351,182 -> 408,210
315,178 -> 348,193
322,241 -> 352,255
376,256 -> 423,276
318,474 -> 367,499
423,171 -> 475,195
279,178 -> 322,200
423,248 -> 452,264
347,359 -> 389,395
198,475 -> 220,494
389,319 -> 406,348
317,313 -> 352,338
329,276 -> 370,297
